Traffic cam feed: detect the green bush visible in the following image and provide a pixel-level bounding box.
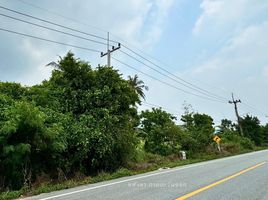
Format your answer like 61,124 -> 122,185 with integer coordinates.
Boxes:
131,140 -> 147,162
140,108 -> 183,156
240,137 -> 255,150
220,130 -> 255,151
222,142 -> 240,154
0,101 -> 66,190
181,113 -> 214,152
221,130 -> 241,143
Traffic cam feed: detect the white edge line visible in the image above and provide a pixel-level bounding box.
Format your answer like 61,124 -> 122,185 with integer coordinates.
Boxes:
38,149 -> 268,200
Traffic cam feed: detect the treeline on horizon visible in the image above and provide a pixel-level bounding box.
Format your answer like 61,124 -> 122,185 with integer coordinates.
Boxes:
1,52 -> 268,191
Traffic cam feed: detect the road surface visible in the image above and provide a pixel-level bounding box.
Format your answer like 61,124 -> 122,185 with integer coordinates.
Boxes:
24,149 -> 268,200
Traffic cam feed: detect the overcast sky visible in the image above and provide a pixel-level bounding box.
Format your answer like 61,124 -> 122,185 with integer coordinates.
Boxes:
0,0 -> 268,125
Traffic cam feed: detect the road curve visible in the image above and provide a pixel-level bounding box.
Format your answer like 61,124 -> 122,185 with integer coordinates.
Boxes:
23,149 -> 268,200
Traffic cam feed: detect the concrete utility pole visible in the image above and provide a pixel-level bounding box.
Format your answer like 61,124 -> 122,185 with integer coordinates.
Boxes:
229,93 -> 244,136
100,32 -> 121,67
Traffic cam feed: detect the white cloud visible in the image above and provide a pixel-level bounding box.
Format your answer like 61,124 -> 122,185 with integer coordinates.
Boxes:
193,0 -> 223,35
145,0 -> 174,43
62,0 -> 175,49
187,20 -> 268,123
16,39 -> 61,85
193,0 -> 268,36
109,0 -> 174,49
193,21 -> 268,76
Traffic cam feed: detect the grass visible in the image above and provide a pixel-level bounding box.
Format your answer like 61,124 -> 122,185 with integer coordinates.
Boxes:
1,146 -> 267,200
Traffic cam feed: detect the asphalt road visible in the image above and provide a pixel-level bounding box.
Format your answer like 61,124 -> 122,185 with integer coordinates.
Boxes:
24,149 -> 268,200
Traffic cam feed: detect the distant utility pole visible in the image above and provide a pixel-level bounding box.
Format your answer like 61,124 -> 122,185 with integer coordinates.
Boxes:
229,93 -> 244,136
101,32 -> 121,67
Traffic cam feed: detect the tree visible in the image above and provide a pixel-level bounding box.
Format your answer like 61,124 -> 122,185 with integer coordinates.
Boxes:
128,74 -> 148,100
220,119 -> 235,132
0,82 -> 27,100
25,82 -> 62,110
0,101 -> 66,189
181,112 -> 214,152
240,115 -> 262,146
140,108 -> 182,156
262,124 -> 268,145
47,52 -> 140,173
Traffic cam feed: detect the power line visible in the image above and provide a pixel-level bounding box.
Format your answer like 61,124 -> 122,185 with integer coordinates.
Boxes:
0,27 -> 101,53
241,102 -> 268,117
121,45 -> 228,102
0,4 -> 223,101
2,0 -> 265,122
0,5 -> 118,43
15,0 -> 135,47
15,0 -> 167,64
120,47 -> 268,120
110,39 -> 232,104
1,5 -> 258,110
112,56 -> 226,103
120,49 -> 227,102
1,6 -> 226,102
16,0 -> 107,33
10,1 -> 232,103
4,2 -> 264,119
15,0 -> 151,51
0,13 -> 108,46
232,92 -> 268,117
0,19 -> 222,114
3,3 -> 229,103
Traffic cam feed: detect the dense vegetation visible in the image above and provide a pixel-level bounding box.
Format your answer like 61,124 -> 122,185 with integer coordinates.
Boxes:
0,52 -> 267,193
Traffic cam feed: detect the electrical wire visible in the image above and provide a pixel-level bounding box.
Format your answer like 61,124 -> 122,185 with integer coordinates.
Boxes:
3,4 -> 265,119
241,102 -> 268,117
0,13 -> 108,46
231,92 -> 268,117
120,49 -> 227,102
3,3 -> 230,103
0,7 -> 226,102
10,1 -> 233,104
16,0 -> 107,33
112,56 -> 226,103
121,45 -> 228,102
0,5 -> 118,43
0,27 -> 101,53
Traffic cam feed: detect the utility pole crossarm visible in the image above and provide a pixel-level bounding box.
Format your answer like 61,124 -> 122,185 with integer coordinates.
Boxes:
100,44 -> 121,57
100,32 -> 120,67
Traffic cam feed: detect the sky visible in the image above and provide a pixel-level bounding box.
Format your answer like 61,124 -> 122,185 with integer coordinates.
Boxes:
0,0 -> 268,125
